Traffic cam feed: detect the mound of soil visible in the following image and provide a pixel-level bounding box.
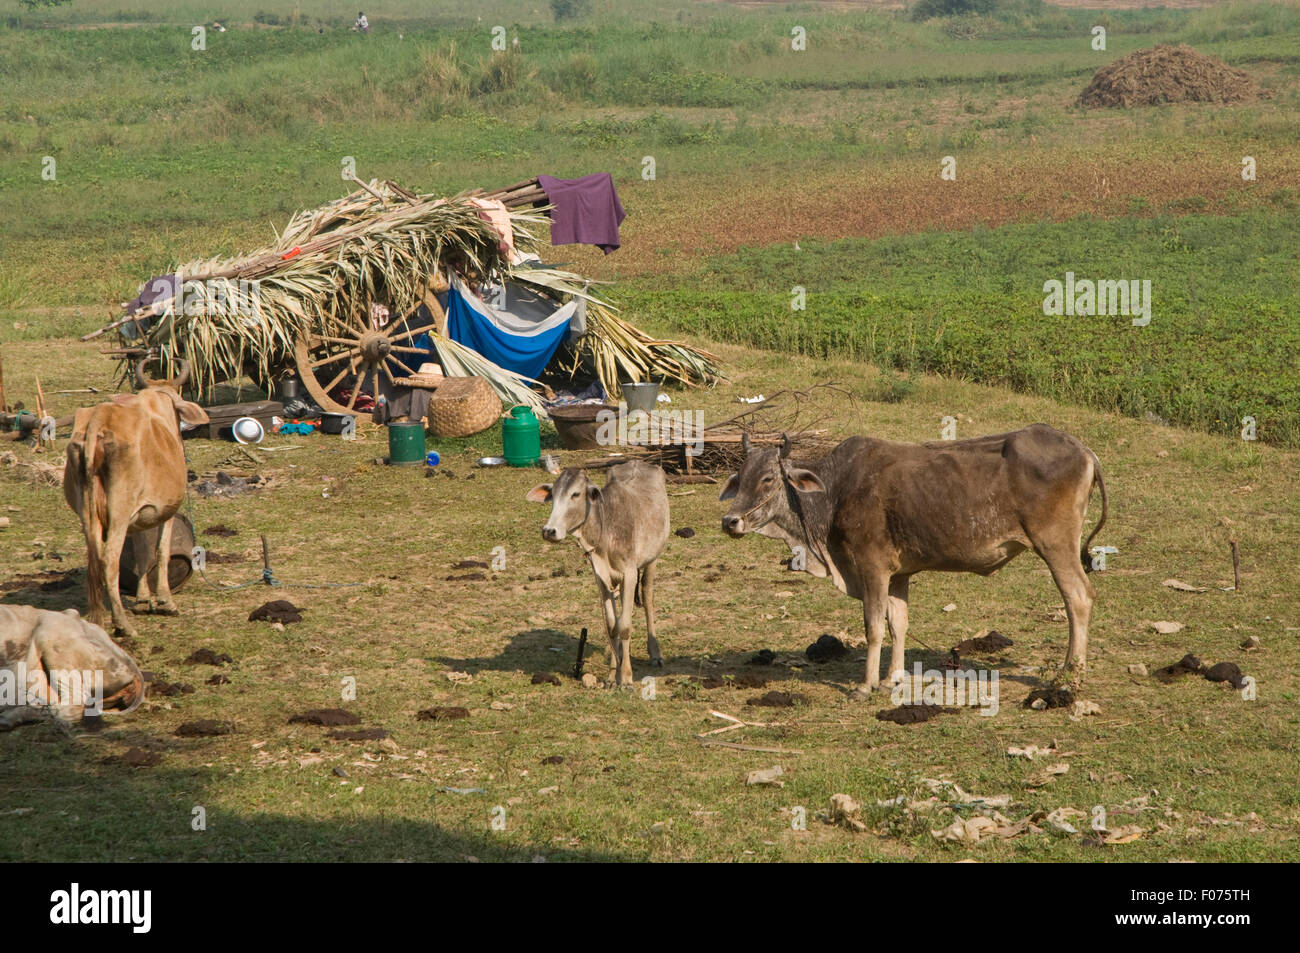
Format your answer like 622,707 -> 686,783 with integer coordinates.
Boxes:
1154,653 -> 1205,682
953,631 -> 1013,655
877,704 -> 955,725
249,600 -> 305,624
1078,45 -> 1259,109
416,706 -> 469,721
805,634 -> 849,663
175,720 -> 234,737
746,690 -> 808,708
1024,687 -> 1075,710
327,727 -> 390,741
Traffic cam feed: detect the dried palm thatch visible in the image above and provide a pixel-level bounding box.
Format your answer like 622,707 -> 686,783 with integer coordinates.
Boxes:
104,179 -> 721,403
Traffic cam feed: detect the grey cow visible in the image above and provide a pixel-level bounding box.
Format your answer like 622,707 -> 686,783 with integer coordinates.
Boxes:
720,426 -> 1107,694
1,605 -> 145,730
527,461 -> 670,686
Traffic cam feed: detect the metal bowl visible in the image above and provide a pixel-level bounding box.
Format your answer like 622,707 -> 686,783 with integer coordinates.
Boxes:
476,456 -> 507,467
232,416 -> 265,445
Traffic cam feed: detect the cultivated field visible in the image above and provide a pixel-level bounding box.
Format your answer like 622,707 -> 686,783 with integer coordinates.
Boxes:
1,0 -> 1298,862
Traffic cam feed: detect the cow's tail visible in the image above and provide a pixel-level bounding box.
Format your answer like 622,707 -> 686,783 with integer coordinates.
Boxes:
79,429 -> 110,624
1080,449 -> 1109,573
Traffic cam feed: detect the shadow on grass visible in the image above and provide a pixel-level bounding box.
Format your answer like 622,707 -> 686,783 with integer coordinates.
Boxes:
0,727 -> 630,862
432,626 -> 1049,701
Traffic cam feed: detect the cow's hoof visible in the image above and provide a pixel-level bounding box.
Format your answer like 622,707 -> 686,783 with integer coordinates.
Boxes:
113,626 -> 138,640
651,658 -> 664,669
152,603 -> 180,616
849,684 -> 874,701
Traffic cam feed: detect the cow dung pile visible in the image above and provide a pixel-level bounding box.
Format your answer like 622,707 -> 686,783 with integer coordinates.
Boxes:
1077,45 -> 1259,109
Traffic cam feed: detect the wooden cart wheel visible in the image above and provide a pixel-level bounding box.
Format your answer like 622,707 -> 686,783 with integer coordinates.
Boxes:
293,299 -> 443,416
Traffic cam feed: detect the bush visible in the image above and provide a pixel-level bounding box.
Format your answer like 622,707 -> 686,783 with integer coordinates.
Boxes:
550,0 -> 592,22
910,0 -> 997,20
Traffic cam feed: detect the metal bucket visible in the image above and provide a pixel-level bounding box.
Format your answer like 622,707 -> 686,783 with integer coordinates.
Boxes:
119,514 -> 195,594
621,382 -> 660,414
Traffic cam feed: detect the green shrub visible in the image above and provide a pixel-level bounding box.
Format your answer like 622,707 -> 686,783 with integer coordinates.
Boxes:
550,0 -> 592,22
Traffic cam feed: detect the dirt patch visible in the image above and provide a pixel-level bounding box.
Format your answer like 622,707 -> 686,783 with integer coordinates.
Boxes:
204,524 -> 238,537
452,559 -> 488,569
416,706 -> 470,721
746,690 -> 808,708
248,600 -> 305,624
0,570 -> 75,593
1078,45 -> 1260,109
116,747 -> 163,767
674,527 -> 696,538
175,719 -> 235,737
327,727 -> 390,741
184,647 -> 233,666
447,572 -> 487,581
877,704 -> 956,724
289,708 -> 360,726
748,649 -> 776,666
206,673 -> 231,686
531,673 -> 562,686
698,673 -> 769,689
541,755 -> 564,765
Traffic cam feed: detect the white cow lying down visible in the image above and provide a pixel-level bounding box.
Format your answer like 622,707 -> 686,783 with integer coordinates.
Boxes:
0,604 -> 144,730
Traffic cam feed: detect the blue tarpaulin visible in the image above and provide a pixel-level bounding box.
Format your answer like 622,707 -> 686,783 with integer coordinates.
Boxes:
445,276 -> 576,381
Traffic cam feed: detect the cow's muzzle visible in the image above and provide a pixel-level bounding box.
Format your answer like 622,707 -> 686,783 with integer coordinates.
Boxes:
542,526 -> 564,542
722,515 -> 745,537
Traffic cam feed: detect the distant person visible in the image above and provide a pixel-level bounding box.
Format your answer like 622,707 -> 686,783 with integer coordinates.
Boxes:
355,12 -> 369,33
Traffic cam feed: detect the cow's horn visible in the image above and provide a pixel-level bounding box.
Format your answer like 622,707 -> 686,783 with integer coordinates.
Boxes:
173,359 -> 191,390
741,432 -> 751,456
780,432 -> 792,458
134,357 -> 151,389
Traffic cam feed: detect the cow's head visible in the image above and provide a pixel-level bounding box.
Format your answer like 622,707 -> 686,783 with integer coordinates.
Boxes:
526,467 -> 599,542
720,433 -> 825,537
112,385 -> 209,432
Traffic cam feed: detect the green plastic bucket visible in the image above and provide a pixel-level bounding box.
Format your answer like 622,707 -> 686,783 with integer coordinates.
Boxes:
387,421 -> 426,466
502,405 -> 540,467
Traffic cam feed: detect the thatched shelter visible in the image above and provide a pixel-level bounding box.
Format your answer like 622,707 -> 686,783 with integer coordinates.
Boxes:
90,177 -> 720,416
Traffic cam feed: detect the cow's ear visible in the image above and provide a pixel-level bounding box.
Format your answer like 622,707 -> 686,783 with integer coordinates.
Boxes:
162,389 -> 209,425
719,473 -> 739,501
525,484 -> 553,503
587,484 -> 602,502
786,468 -> 826,493
176,401 -> 209,426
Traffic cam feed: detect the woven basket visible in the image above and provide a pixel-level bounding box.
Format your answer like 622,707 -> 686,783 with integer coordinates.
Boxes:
427,376 -> 501,438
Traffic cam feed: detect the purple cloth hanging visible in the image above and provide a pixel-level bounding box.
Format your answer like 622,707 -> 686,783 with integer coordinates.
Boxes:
537,173 -> 625,254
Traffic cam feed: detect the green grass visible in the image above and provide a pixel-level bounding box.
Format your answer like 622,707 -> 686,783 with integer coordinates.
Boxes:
2,334 -> 1298,861
626,206 -> 1300,446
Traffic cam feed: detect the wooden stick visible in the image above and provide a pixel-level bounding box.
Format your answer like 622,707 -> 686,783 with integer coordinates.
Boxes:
696,738 -> 804,755
0,346 -> 7,413
573,627 -> 588,680
343,170 -> 391,206
1230,538 -> 1240,592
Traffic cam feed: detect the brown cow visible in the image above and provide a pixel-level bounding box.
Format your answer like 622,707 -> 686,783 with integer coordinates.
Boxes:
63,364 -> 208,638
720,425 -> 1107,694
